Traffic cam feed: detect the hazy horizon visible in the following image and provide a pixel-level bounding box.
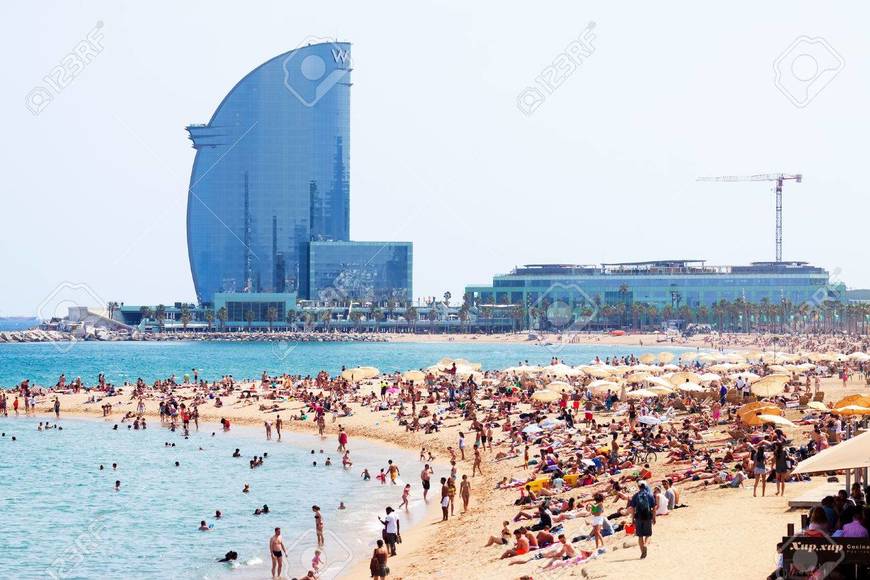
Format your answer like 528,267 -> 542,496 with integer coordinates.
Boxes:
3,1 -> 869,316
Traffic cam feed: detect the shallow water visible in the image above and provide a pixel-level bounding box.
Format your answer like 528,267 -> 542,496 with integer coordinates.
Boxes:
0,340 -> 690,387
0,417 -> 429,579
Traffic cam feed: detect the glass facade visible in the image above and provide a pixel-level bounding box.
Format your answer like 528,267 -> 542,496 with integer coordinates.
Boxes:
466,261 -> 839,311
308,241 -> 412,303
186,42 -> 351,304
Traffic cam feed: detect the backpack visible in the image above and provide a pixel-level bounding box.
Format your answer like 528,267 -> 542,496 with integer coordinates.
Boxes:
634,491 -> 652,520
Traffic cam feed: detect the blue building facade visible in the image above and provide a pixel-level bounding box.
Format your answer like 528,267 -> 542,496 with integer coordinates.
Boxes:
186,42 -> 353,304
308,241 -> 412,303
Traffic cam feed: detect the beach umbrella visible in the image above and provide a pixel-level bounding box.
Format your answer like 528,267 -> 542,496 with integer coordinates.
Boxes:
646,376 -> 675,389
750,374 -> 790,397
678,382 -> 705,392
539,418 -> 563,429
728,372 -> 760,383
738,401 -> 781,415
545,363 -> 582,377
792,430 -> 870,475
668,372 -> 701,387
402,370 -> 426,383
832,405 -> 870,416
583,366 -> 617,379
625,372 -> 651,384
698,373 -> 721,383
757,414 -> 797,428
807,401 -> 830,412
531,390 -> 560,403
648,385 -> 675,395
546,381 -> 573,393
522,424 -> 543,434
639,353 -> 656,364
834,395 -> 870,409
626,389 -> 658,399
847,352 -> 870,362
680,352 -> 697,361
586,379 -> 620,392
658,352 -> 675,363
632,364 -> 664,374
662,364 -> 681,371
341,366 -> 379,381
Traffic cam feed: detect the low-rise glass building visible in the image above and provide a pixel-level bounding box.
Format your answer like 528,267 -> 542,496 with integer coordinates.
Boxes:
308,241 -> 412,303
466,260 -> 841,313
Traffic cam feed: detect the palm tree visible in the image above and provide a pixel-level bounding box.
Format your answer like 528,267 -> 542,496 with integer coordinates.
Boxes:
266,306 -> 278,331
350,310 -> 364,330
107,301 -> 119,321
154,304 -> 166,330
139,306 -> 153,325
371,307 -> 385,332
443,291 -> 452,307
217,306 -> 228,330
286,309 -> 297,330
180,305 -> 192,330
458,305 -> 470,333
204,309 -> 214,330
427,307 -> 438,333
319,309 -> 332,332
244,309 -> 255,330
405,306 -> 418,333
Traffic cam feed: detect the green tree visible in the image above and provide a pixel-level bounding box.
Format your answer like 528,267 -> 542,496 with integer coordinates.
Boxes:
154,304 -> 166,330
204,309 -> 214,330
405,306 -> 418,333
180,305 -> 192,330
266,306 -> 278,331
244,309 -> 255,330
139,306 -> 153,324
217,306 -> 228,330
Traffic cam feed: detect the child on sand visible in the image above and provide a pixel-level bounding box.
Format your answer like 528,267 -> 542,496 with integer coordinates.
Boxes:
590,492 -> 605,549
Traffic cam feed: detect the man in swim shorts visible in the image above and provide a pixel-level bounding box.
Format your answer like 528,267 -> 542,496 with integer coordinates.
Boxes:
269,527 -> 287,578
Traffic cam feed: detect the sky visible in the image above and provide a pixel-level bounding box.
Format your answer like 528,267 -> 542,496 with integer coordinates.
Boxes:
2,1 -> 869,316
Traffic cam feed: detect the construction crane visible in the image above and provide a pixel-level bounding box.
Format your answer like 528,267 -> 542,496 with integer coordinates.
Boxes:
696,173 -> 802,263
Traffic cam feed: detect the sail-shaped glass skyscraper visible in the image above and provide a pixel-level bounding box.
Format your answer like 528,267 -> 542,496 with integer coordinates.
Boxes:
186,42 -> 410,305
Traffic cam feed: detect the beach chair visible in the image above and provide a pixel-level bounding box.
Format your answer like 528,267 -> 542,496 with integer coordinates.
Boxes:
813,391 -> 825,402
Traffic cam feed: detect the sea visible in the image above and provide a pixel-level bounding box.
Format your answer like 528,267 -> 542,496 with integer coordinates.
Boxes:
0,340 -> 691,579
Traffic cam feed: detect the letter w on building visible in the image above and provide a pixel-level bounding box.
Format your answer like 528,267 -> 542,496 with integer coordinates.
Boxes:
332,48 -> 350,64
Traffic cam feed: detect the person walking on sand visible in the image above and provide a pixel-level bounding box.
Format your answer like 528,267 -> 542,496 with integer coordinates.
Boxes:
275,414 -> 282,441
369,539 -> 390,580
458,431 -> 466,460
440,477 -> 449,521
312,505 -> 324,546
379,506 -> 401,556
269,527 -> 288,579
472,447 -> 483,477
420,464 -> 434,501
629,481 -> 656,559
751,442 -> 769,497
53,397 -> 60,419
460,474 -> 471,512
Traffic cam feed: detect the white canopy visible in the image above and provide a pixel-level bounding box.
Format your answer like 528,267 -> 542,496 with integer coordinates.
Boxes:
791,430 -> 870,474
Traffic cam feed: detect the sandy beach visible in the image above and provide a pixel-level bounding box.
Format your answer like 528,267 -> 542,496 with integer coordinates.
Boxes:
15,363 -> 868,580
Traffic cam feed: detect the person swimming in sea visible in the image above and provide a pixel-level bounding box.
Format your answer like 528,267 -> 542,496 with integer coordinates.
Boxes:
362,468 -> 371,480
199,520 -> 212,531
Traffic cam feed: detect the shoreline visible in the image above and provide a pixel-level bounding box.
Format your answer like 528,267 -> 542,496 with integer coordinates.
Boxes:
16,408 -> 449,579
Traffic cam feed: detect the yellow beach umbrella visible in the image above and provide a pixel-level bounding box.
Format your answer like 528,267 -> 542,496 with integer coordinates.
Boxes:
626,372 -> 651,384
587,379 -> 620,392
834,395 -> 870,409
658,352 -> 675,363
638,353 -> 656,364
648,385 -> 675,395
832,405 -> 870,416
807,401 -> 830,412
341,366 -> 380,381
